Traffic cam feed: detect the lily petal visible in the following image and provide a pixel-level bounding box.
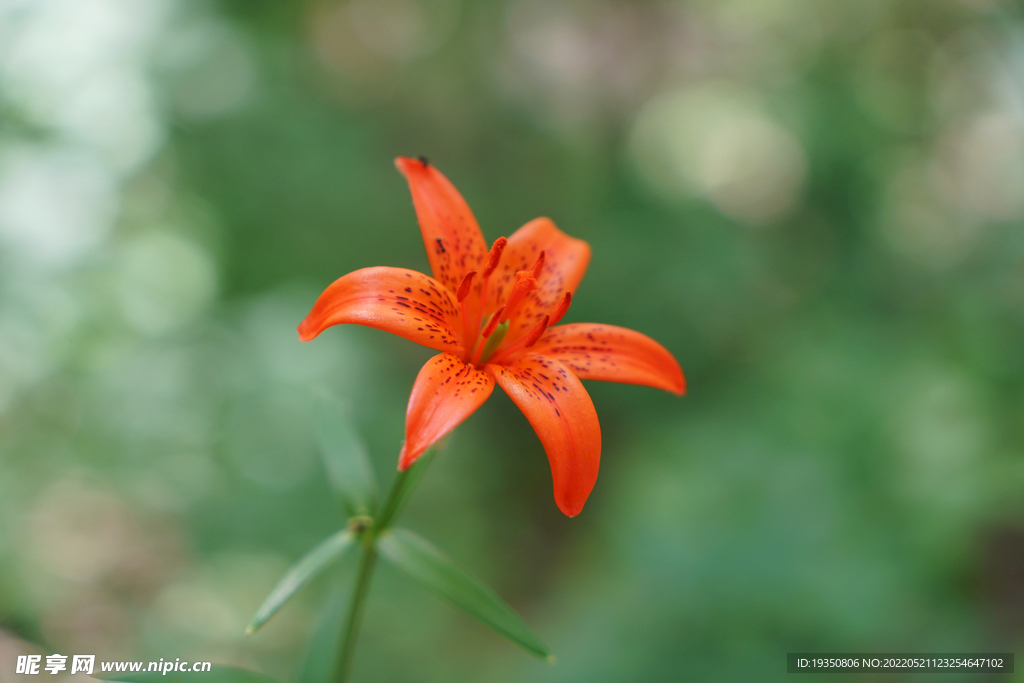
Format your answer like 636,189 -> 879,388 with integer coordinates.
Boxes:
530,324 -> 686,395
298,266 -> 463,353
396,157 -> 490,295
487,218 -> 591,340
487,354 -> 600,517
400,352 -> 495,470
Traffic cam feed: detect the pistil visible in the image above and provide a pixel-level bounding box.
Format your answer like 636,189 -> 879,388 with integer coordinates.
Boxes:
470,306 -> 504,366
477,320 -> 510,365
490,314 -> 549,364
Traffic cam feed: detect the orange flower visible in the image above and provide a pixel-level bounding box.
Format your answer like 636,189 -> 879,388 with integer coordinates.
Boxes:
299,157 -> 685,516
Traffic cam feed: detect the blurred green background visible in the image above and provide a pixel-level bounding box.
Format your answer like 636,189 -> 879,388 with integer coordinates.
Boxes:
3,0 -> 1024,681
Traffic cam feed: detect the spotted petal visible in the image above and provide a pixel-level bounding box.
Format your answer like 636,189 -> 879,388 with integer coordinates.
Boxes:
400,353 -> 495,470
298,267 -> 462,353
486,217 -> 591,340
487,354 -> 600,517
531,324 -> 685,395
396,157 -> 490,295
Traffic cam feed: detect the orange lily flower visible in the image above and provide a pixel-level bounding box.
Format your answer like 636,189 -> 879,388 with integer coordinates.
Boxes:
299,157 -> 685,516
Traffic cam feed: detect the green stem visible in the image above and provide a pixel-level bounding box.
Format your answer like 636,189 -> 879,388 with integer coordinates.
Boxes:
332,451 -> 434,683
373,465 -> 414,534
333,536 -> 377,683
374,449 -> 435,533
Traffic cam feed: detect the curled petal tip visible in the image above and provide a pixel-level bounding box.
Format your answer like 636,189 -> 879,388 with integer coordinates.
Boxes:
664,358 -> 686,396
556,500 -> 585,517
394,156 -> 429,175
297,319 -> 318,342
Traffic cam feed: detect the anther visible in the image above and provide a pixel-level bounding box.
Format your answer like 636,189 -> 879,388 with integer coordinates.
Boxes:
482,237 -> 507,278
524,315 -> 550,348
499,272 -> 538,323
418,155 -> 430,167
456,271 -> 476,302
482,307 -> 504,338
530,250 -> 546,278
549,292 -> 571,326
469,237 -> 509,345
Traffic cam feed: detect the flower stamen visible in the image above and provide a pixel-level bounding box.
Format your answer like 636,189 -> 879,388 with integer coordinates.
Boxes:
549,292 -> 571,326
457,271 -> 478,360
481,307 -> 504,338
490,315 -> 549,365
482,237 -> 507,279
463,237 -> 509,358
530,250 -> 546,278
456,271 -> 476,302
499,271 -> 538,323
524,314 -> 549,347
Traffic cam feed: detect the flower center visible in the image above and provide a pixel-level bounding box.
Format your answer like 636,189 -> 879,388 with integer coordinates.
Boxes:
477,319 -> 509,365
459,244 -> 571,368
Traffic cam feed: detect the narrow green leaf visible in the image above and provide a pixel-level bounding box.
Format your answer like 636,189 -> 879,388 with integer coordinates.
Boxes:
315,393 -> 377,516
378,528 -> 553,661
295,580 -> 348,683
246,529 -> 355,634
96,665 -> 280,683
373,448 -> 434,532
